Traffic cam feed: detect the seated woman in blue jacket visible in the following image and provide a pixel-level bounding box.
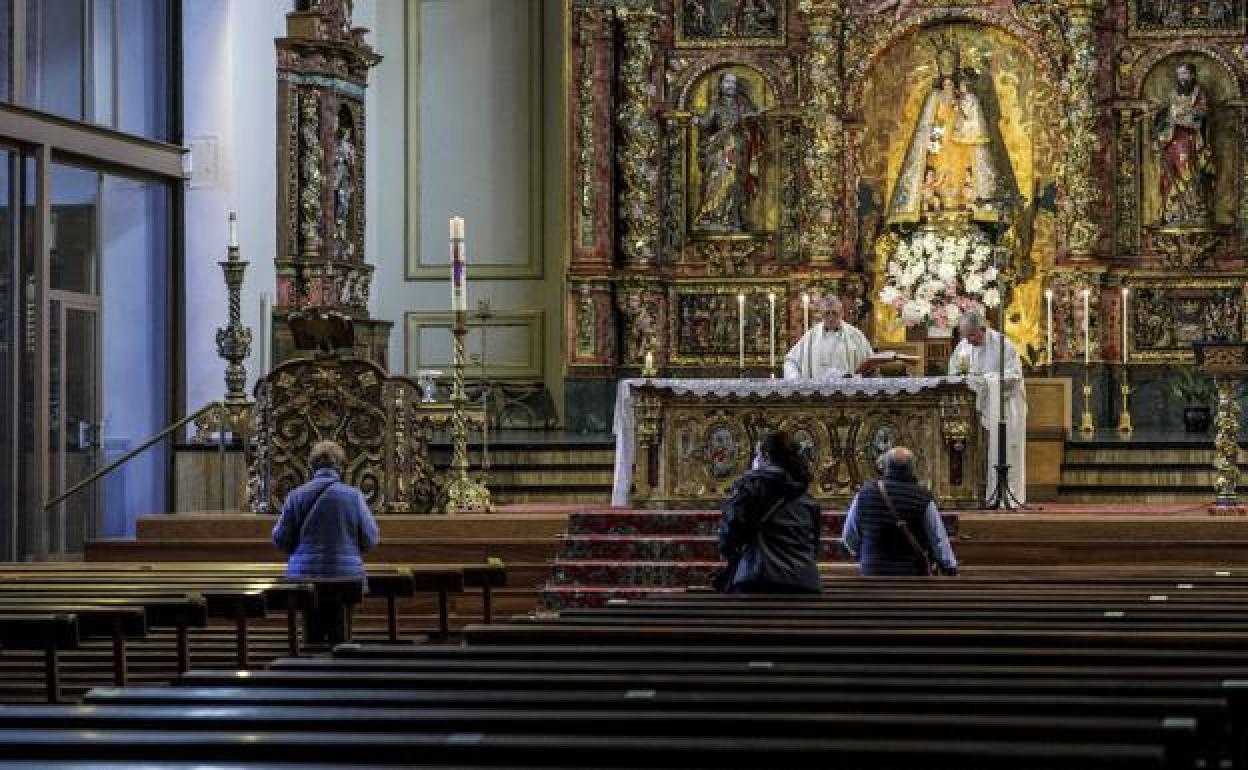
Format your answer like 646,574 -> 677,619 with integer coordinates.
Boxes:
272,440 -> 380,644
717,430 -> 822,594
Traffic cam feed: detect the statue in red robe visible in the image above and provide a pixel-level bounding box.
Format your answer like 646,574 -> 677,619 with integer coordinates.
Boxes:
1152,62 -> 1214,227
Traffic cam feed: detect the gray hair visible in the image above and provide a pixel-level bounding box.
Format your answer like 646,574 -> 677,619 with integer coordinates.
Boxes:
308,440 -> 347,473
958,309 -> 986,330
883,447 -> 917,478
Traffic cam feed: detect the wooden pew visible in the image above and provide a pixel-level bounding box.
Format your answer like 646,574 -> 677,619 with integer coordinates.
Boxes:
0,725 -> 1188,769
0,614 -> 80,702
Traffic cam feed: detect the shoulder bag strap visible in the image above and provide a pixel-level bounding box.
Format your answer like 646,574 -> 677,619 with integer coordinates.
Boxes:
876,480 -> 934,574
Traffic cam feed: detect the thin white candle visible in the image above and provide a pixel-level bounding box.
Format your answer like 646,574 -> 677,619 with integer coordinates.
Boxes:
738,293 -> 746,372
449,216 -> 467,313
1081,289 -> 1091,365
644,350 -> 654,374
801,292 -> 811,334
1044,288 -> 1053,367
1121,287 -> 1129,364
227,210 -> 239,254
768,292 -> 776,374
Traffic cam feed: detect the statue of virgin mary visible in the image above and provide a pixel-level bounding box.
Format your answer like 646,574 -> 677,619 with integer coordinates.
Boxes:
888,52 -> 1014,226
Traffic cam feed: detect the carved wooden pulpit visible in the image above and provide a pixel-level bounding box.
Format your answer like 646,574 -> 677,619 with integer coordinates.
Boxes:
1194,342 -> 1248,510
249,352 -> 482,515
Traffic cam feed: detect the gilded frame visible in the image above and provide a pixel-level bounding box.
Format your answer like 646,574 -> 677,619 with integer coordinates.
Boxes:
1122,274 -> 1248,363
1127,0 -> 1247,39
666,281 -> 789,367
404,0 -> 546,280
673,0 -> 788,49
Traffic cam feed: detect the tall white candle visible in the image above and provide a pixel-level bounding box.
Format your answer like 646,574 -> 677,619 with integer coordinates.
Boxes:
801,292 -> 811,334
1121,287 -> 1129,364
449,216 -> 467,312
738,293 -> 746,372
768,292 -> 776,374
1081,289 -> 1091,365
1044,288 -> 1053,367
227,210 -> 239,254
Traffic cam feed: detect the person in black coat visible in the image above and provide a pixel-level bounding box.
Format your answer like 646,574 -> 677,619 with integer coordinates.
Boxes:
717,430 -> 822,594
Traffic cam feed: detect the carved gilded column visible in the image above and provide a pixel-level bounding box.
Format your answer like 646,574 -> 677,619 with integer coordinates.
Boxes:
1112,101 -> 1146,257
571,7 -> 613,266
796,0 -> 845,265
616,6 -> 661,268
1057,0 -> 1106,260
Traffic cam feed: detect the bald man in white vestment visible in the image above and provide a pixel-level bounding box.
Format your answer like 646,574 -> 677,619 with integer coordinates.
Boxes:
948,310 -> 1027,506
783,296 -> 874,380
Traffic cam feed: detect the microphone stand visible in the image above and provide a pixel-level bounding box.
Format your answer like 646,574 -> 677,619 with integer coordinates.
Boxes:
975,197 -> 1025,510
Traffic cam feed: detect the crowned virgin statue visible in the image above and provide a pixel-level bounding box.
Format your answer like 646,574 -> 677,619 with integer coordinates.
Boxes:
888,47 -> 1014,226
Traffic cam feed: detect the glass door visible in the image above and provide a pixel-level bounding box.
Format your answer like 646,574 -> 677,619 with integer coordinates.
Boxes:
49,291 -> 100,555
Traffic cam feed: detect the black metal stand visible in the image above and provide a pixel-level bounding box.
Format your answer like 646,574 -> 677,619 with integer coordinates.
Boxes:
977,195 -> 1025,510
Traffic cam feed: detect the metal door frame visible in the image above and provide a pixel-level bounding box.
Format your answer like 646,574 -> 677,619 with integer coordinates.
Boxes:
48,289 -> 101,555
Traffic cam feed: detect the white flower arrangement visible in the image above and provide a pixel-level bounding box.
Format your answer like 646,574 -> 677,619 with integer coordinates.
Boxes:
878,228 -> 1000,331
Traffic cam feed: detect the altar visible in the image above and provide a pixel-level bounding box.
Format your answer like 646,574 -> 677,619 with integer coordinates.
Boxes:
613,377 -> 987,510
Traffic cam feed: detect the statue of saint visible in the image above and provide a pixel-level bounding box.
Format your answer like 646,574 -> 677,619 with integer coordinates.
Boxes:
693,73 -> 765,232
1151,62 -> 1214,227
333,123 -> 356,256
888,60 -> 1009,225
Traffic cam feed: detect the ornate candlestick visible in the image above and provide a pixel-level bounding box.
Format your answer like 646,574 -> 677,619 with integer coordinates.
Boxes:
443,220 -> 492,513
1080,371 -> 1095,438
1117,369 -> 1133,437
193,212 -> 256,510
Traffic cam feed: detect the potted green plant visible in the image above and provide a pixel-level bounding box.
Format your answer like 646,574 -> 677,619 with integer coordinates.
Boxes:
1168,366 -> 1216,433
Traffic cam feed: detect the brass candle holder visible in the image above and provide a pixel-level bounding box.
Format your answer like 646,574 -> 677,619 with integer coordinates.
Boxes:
443,305 -> 492,513
1079,372 -> 1095,438
1117,369 -> 1133,437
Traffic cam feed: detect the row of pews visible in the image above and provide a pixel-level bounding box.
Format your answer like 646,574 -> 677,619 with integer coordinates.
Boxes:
2,570 -> 1248,766
0,561 -> 505,702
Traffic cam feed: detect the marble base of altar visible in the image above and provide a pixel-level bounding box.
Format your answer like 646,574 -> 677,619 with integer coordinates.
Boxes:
613,378 -> 987,510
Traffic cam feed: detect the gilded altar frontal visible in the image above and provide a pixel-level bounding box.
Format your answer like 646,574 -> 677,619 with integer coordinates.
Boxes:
565,0 -> 1248,431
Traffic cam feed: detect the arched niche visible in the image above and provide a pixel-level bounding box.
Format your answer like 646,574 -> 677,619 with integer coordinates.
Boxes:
1138,52 -> 1239,229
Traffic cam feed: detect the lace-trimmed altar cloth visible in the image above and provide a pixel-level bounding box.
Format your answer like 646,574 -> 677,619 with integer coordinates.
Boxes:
610,376 -> 983,507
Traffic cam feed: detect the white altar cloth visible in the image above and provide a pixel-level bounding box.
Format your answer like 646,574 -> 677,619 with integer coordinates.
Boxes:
611,376 -> 979,507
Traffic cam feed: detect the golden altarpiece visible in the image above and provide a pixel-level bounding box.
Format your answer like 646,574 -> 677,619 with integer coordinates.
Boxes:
565,0 -> 1248,503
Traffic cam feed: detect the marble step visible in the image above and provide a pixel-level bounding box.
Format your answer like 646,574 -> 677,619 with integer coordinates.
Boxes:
557,535 -> 846,562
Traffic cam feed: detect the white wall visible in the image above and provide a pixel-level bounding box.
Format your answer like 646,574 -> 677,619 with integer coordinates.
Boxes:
183,0 -> 285,411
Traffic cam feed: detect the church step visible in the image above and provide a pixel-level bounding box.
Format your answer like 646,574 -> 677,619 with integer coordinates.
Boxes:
1059,466 -> 1240,486
557,534 -> 847,562
1056,486 -> 1246,504
565,509 -> 959,537
548,559 -> 724,589
489,485 -> 613,504
478,467 -> 615,485
1062,446 -> 1244,465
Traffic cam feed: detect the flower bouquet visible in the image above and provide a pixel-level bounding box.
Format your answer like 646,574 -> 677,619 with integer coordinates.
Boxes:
879,229 -> 1000,334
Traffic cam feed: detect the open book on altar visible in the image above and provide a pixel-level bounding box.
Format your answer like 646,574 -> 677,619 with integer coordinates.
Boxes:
856,351 -> 921,376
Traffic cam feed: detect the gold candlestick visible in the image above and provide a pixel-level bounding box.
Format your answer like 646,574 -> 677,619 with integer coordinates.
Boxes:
1117,369 -> 1133,437
443,306 -> 492,513
1079,370 -> 1095,437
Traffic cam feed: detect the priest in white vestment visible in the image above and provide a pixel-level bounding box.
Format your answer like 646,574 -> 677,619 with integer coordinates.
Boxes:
783,295 -> 874,380
948,310 -> 1027,506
